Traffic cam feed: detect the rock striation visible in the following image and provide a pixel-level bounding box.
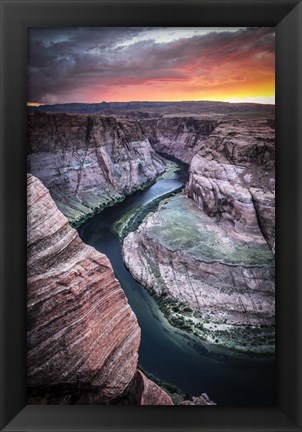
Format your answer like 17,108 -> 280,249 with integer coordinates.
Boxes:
123,195 -> 275,353
186,119 -> 275,250
27,174 -> 171,405
123,118 -> 275,353
123,370 -> 173,405
142,117 -> 217,163
27,111 -> 166,226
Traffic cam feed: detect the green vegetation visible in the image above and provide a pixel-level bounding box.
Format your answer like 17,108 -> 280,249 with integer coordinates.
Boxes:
69,194 -> 124,228
63,157 -> 180,229
156,160 -> 180,180
114,187 -> 184,239
68,177 -> 161,229
134,221 -> 274,354
144,283 -> 275,354
147,195 -> 274,267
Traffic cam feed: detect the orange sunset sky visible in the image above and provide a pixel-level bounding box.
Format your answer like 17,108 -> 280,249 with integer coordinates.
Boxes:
27,27 -> 275,105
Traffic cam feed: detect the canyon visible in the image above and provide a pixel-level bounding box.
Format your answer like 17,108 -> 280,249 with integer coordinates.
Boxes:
141,116 -> 217,163
27,111 -> 166,227
27,173 -> 216,405
27,173 -> 173,405
27,101 -> 275,404
122,118 -> 275,353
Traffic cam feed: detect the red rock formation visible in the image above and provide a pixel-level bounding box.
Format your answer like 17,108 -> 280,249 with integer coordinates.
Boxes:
27,173 -> 141,404
27,173 -> 175,405
122,118 -> 275,353
142,116 -> 217,163
27,112 -> 166,226
123,194 -> 275,353
123,371 -> 173,405
186,119 -> 275,250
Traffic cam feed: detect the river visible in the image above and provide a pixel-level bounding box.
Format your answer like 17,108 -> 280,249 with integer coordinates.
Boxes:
78,164 -> 275,406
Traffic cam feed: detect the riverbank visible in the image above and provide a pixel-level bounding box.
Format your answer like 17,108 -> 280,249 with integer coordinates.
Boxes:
115,187 -> 183,239
146,286 -> 274,355
70,177 -> 157,229
71,158 -> 180,229
137,365 -> 189,404
122,193 -> 275,355
78,165 -> 275,405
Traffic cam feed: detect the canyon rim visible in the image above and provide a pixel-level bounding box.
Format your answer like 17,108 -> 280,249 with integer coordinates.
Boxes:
27,27 -> 275,406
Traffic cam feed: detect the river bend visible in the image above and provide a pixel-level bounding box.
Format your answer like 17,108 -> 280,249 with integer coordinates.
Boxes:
78,166 -> 275,405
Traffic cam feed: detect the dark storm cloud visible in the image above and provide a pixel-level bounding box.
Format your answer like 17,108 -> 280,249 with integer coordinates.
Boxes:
27,27 -> 275,103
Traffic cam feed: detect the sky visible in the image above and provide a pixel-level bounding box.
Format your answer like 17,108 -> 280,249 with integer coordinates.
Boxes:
27,27 -> 275,105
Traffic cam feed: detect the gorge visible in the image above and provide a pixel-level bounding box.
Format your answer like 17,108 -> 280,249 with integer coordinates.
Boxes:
27,173 -> 174,405
123,118 -> 275,353
27,101 -> 275,405
27,111 -> 166,226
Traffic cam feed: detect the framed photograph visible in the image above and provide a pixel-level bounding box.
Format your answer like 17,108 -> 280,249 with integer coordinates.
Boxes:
0,0 -> 301,431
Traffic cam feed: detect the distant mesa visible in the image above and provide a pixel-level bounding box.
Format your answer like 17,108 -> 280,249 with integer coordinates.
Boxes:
27,100 -> 275,116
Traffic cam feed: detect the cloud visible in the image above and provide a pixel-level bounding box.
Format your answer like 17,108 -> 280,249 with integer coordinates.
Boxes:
27,27 -> 275,103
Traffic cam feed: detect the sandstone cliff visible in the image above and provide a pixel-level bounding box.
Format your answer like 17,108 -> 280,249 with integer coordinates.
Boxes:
122,370 -> 173,405
27,112 -> 166,226
186,119 -> 275,250
122,119 -> 275,353
27,174 -> 171,404
142,117 -> 217,163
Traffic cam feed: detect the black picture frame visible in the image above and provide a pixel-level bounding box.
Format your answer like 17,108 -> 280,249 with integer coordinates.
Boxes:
0,0 -> 301,430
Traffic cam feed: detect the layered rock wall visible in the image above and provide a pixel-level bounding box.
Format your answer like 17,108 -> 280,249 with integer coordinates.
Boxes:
27,112 -> 166,226
142,117 -> 217,163
123,370 -> 173,405
123,194 -> 275,353
123,119 -> 275,353
27,174 -> 171,404
186,119 -> 275,250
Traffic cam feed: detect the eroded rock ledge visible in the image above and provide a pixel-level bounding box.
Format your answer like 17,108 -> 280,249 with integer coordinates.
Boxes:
186,119 -> 275,251
123,194 -> 275,353
27,112 -> 166,226
142,117 -> 218,163
27,174 -> 172,405
122,119 -> 275,353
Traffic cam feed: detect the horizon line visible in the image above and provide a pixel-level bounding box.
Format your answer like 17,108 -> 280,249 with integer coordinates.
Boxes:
27,99 -> 276,107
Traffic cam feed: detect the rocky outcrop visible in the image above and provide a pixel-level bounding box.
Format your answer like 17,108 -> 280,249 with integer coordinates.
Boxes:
27,174 -> 172,405
27,111 -> 166,226
186,119 -> 275,250
123,194 -> 275,353
123,371 -> 173,405
180,394 -> 216,406
122,119 -> 275,353
142,117 -> 217,163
